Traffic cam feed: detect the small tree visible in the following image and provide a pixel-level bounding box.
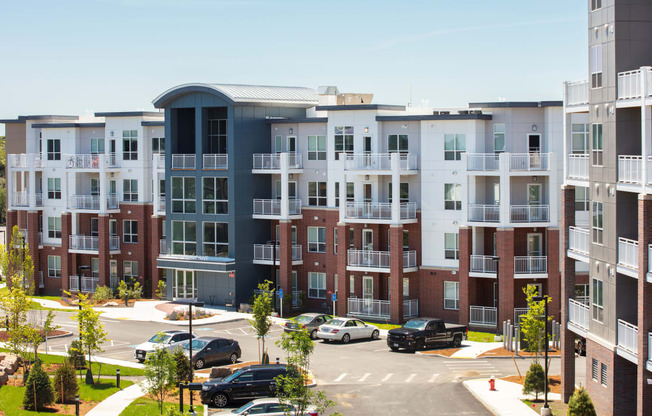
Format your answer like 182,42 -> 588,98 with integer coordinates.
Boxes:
0,226 -> 35,292
23,359 -> 55,411
72,292 -> 109,383
520,285 -> 551,359
141,346 -> 177,415
155,280 -> 166,300
523,362 -> 546,400
54,360 -> 78,404
250,280 -> 274,361
567,387 -> 597,416
172,347 -> 192,384
42,310 -> 60,354
68,339 -> 87,370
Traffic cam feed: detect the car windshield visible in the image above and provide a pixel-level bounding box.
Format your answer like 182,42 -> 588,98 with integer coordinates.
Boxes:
232,401 -> 254,414
148,334 -> 171,344
403,320 -> 428,330
183,339 -> 208,351
294,316 -> 313,324
327,319 -> 345,327
223,370 -> 243,383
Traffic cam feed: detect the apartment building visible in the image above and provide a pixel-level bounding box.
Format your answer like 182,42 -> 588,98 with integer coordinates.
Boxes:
561,1 -> 652,415
1,112 -> 166,296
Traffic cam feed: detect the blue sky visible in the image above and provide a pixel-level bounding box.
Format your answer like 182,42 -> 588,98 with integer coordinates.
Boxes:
0,0 -> 587,135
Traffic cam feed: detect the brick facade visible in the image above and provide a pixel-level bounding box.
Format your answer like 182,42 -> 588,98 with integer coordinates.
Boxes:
560,185 -> 577,402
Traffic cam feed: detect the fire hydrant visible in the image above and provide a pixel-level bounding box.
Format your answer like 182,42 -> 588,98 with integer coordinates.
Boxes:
488,375 -> 496,391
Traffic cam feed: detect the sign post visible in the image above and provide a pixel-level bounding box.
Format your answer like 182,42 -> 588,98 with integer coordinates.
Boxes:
331,292 -> 337,317
278,288 -> 284,318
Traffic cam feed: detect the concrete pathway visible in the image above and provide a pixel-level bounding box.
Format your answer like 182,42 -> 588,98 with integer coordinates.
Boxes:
85,383 -> 145,416
465,378 -> 562,416
450,341 -> 504,359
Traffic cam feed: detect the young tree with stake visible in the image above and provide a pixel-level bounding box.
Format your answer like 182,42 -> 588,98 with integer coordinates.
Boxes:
250,280 -> 274,361
71,292 -> 109,383
141,344 -> 177,415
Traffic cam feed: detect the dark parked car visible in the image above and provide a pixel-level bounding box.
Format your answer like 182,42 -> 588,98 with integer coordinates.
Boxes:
387,318 -> 467,351
284,313 -> 332,339
182,336 -> 241,369
200,364 -> 292,408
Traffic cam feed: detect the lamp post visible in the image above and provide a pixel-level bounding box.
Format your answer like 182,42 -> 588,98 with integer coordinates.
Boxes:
533,295 -> 550,415
187,300 -> 204,413
21,236 -> 26,289
490,256 -> 500,340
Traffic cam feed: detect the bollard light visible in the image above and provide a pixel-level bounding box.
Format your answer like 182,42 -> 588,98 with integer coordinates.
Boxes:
116,369 -> 120,389
75,395 -> 80,416
179,383 -> 184,413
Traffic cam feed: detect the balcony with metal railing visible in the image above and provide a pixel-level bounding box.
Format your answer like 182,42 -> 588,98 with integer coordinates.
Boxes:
469,306 -> 497,327
568,154 -> 589,181
514,256 -> 547,277
566,80 -> 589,107
568,226 -> 590,260
69,275 -> 99,293
344,201 -> 417,224
469,255 -> 497,278
172,154 -> 196,170
153,153 -> 165,170
8,153 -> 44,169
158,196 -> 166,213
253,244 -> 303,265
617,67 -> 652,101
510,205 -> 549,223
11,192 -> 44,209
567,298 -> 589,336
617,237 -> 639,278
617,319 -> 638,364
203,154 -> 228,170
466,153 -> 500,172
347,298 -> 418,319
252,153 -> 302,172
346,249 -> 417,273
64,153 -> 118,169
68,194 -> 119,211
69,235 -> 120,253
509,153 -> 550,171
343,153 -> 418,172
252,199 -> 302,219
468,204 -> 500,223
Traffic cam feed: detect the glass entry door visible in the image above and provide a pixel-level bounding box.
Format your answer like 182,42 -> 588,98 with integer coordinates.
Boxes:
175,270 -> 197,299
362,276 -> 374,314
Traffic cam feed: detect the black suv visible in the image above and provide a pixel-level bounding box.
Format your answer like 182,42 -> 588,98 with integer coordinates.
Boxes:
200,364 -> 291,408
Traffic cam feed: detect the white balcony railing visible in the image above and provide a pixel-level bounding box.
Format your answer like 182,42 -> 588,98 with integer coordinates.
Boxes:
509,153 -> 550,171
13,192 -> 28,207
468,204 -> 500,223
253,244 -> 302,262
569,226 -> 590,256
469,306 -> 497,326
36,193 -> 43,206
618,155 -> 643,184
68,195 -> 119,210
617,68 -> 652,100
568,298 -> 589,331
568,154 -> 589,180
69,275 -> 99,293
252,199 -> 301,216
159,196 -> 166,212
347,298 -> 390,319
348,250 -> 390,269
618,237 -> 639,270
345,202 -> 417,221
252,153 -> 302,170
514,256 -> 547,275
567,80 -> 589,106
403,250 -> 417,268
510,205 -> 549,223
344,153 -> 418,171
64,153 -> 118,169
8,154 -> 43,169
467,153 -> 500,171
203,154 -> 228,170
617,319 -> 638,356
470,255 -> 498,275
403,299 -> 419,318
69,235 -> 98,251
172,154 -> 196,170
109,235 -> 120,251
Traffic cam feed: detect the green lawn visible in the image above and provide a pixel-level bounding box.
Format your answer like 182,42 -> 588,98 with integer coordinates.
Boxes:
120,398 -> 192,416
29,301 -> 75,313
364,321 -> 401,330
467,330 -> 498,343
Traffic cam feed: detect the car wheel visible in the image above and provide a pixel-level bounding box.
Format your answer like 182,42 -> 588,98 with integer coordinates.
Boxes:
371,330 -> 380,340
229,353 -> 238,364
414,340 -> 424,352
212,393 -> 229,408
453,335 -> 462,348
195,358 -> 205,370
390,346 -> 399,352
341,333 -> 351,344
310,329 -> 318,340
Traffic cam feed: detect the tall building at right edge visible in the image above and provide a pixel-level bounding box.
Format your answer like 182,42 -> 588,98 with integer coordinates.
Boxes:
561,1 -> 652,415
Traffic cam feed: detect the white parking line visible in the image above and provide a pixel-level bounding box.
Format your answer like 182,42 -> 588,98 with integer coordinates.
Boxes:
405,373 -> 416,383
381,373 -> 393,382
358,373 -> 371,382
334,373 -> 348,382
428,374 -> 439,383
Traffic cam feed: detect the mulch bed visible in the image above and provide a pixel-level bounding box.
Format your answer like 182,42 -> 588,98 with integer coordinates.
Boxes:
419,347 -> 462,357
479,347 -> 561,358
0,329 -> 68,342
501,374 -> 562,394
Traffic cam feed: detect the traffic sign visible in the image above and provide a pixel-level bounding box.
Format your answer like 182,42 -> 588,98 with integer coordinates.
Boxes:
331,293 -> 337,302
279,289 -> 284,298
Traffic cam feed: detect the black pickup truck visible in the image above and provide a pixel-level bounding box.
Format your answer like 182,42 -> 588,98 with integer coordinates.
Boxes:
387,318 -> 467,351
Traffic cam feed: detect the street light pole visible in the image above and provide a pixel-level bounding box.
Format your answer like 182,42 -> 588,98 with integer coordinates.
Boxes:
187,301 -> 204,414
533,295 -> 550,414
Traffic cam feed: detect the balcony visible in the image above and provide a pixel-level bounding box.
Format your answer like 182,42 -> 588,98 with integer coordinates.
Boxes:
253,244 -> 303,265
64,153 -> 118,169
343,153 -> 418,173
158,196 -> 166,213
344,202 -> 417,224
617,319 -> 638,364
568,226 -> 589,260
203,154 -> 228,170
568,154 -> 589,181
252,199 -> 302,219
347,298 -> 418,319
469,255 -> 497,278
8,153 -> 43,169
468,204 -> 500,223
252,153 -> 302,172
153,153 -> 165,170
346,249 -> 417,273
617,237 -> 639,278
469,306 -> 497,327
510,205 -> 549,223
567,298 -> 589,336
69,235 -> 120,253
172,154 -> 195,170
617,67 -> 652,100
509,153 -> 550,171
68,194 -> 119,211
514,256 -> 547,277
467,153 -> 500,172
566,80 -> 589,106
12,192 -> 43,209
69,275 -> 99,293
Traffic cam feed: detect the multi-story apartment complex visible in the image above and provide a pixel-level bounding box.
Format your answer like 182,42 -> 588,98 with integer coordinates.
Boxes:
561,1 -> 652,415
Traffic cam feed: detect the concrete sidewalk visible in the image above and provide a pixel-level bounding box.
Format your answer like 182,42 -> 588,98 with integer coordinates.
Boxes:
85,383 -> 145,416
464,378 -> 562,416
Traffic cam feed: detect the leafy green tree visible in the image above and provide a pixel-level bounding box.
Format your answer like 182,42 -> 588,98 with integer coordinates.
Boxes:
118,278 -> 143,305
0,226 -> 34,291
172,347 -> 191,384
520,284 -> 551,359
42,310 -> 60,355
250,280 -> 274,361
71,292 -> 109,383
54,360 -> 78,404
23,359 -> 55,411
523,362 -> 547,400
68,339 -> 86,369
155,280 -> 167,300
0,135 -> 6,225
567,387 -> 597,416
141,345 -> 177,415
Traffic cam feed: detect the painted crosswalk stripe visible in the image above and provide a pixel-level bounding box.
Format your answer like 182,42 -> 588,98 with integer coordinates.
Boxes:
428,374 -> 439,383
405,373 -> 416,383
334,373 -> 348,382
381,373 -> 393,382
358,373 -> 371,382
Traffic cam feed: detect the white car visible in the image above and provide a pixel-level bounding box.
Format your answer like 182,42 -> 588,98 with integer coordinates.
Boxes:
231,398 -> 318,416
133,330 -> 196,362
317,318 -> 380,344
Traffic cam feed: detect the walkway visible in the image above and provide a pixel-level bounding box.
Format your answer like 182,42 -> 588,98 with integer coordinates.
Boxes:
85,383 -> 145,416
464,378 -> 562,416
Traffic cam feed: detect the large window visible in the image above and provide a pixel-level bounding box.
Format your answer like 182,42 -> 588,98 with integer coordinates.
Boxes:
171,177 -> 196,213
334,126 -> 353,160
590,45 -> 603,89
444,134 -> 466,160
48,255 -> 61,278
575,187 -> 589,211
388,134 -> 408,153
308,227 -> 326,253
592,124 -> 603,166
47,139 -> 61,161
91,138 -> 105,155
152,137 -> 165,153
308,182 -> 327,206
493,124 -> 505,153
308,135 -> 327,161
592,201 -> 603,244
592,278 -> 603,322
444,281 -> 459,310
123,261 -> 138,280
47,178 -> 61,199
334,228 -> 338,254
172,221 -> 196,255
123,179 -> 139,202
122,130 -> 138,160
48,217 -> 61,239
308,272 -> 326,299
444,183 -> 462,210
203,177 -> 228,214
444,233 -> 459,260
388,183 -> 409,203
203,222 -> 228,257
572,123 -> 589,154
335,182 -> 354,207
123,220 -> 138,243
591,0 -> 601,11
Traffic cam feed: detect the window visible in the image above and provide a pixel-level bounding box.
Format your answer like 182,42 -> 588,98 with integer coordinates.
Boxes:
203,222 -> 228,257
48,255 -> 61,278
48,217 -> 61,239
171,177 -> 196,213
47,139 -> 61,161
600,363 -> 607,387
591,0 -> 601,11
493,124 -> 505,153
444,281 -> 459,310
123,261 -> 138,280
47,178 -> 61,199
90,218 -> 98,236
592,202 -> 603,244
592,278 -> 603,322
444,134 -> 466,160
334,228 -> 338,254
388,134 -> 409,153
308,135 -> 327,160
444,183 -> 462,210
152,137 -> 165,153
349,228 -> 354,248
591,124 -> 603,166
444,233 -> 459,260
349,275 -> 355,294
308,272 -> 326,299
91,258 -> 99,278
90,138 -> 105,155
203,177 -> 228,214
122,130 -> 138,160
403,278 -> 409,299
123,220 -> 138,243
308,182 -> 327,206
592,359 -> 598,381
590,45 -> 603,89
308,227 -> 326,253
572,124 -> 589,154
403,230 -> 409,250
334,126 -> 353,160
90,178 -> 99,196
388,183 -> 409,203
575,187 -> 589,211
274,135 -> 282,153
123,179 -> 139,202
335,182 -> 354,207
172,221 -> 197,255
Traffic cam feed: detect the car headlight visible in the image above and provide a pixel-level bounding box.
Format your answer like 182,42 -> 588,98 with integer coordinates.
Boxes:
202,385 -> 211,391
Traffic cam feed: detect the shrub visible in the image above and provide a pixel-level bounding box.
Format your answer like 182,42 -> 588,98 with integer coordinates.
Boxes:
68,339 -> 86,369
523,362 -> 547,400
93,285 -> 112,304
23,359 -> 55,411
173,347 -> 192,384
567,387 -> 597,416
168,311 -> 178,321
156,281 -> 167,300
54,360 -> 78,404
131,282 -> 143,300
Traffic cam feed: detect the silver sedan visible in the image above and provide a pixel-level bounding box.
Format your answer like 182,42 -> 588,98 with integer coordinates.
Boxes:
317,318 -> 380,344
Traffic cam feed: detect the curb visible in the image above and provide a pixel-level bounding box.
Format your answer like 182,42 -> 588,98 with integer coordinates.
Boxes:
46,330 -> 73,340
